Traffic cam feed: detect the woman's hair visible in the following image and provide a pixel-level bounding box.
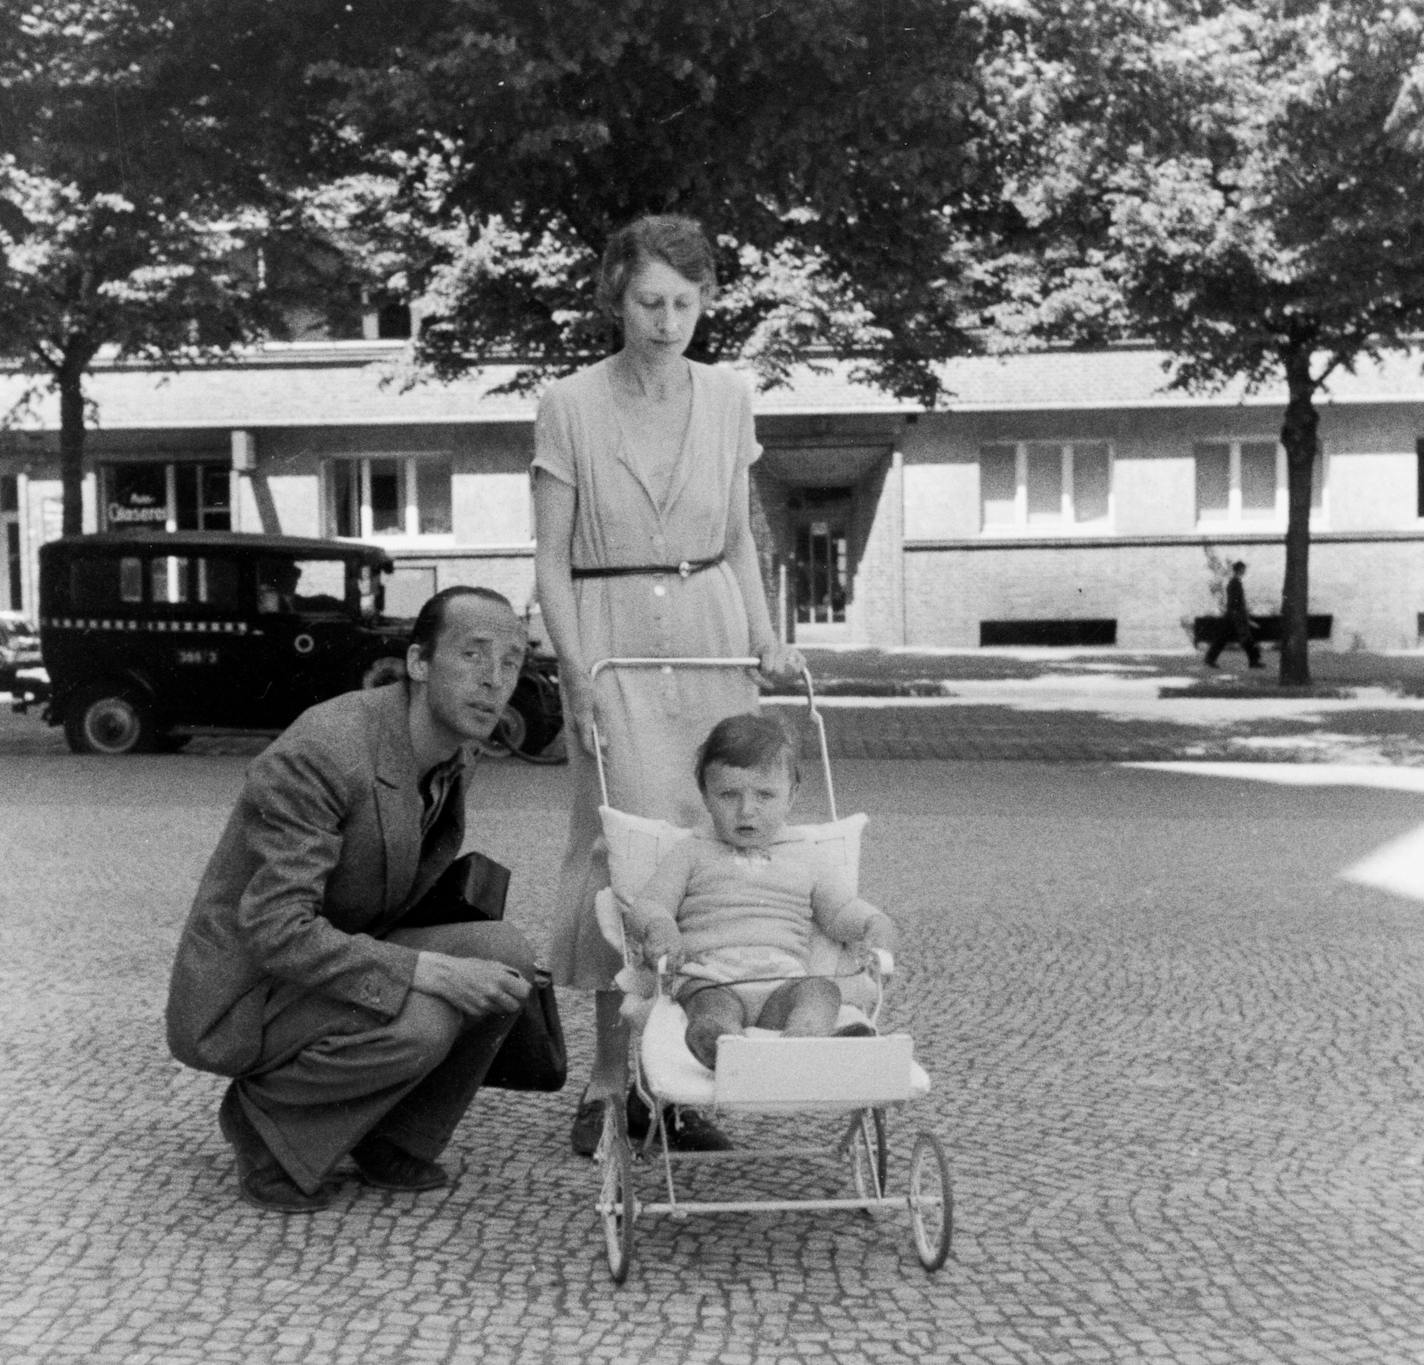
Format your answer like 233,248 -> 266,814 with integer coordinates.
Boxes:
596,214 -> 718,318
695,712 -> 800,790
409,586 -> 516,660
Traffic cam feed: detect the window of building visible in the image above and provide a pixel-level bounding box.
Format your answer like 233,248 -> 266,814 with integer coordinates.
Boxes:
1195,441 -> 1324,526
176,463 -> 232,531
102,461 -> 230,532
980,441 -> 1112,532
326,456 -> 453,540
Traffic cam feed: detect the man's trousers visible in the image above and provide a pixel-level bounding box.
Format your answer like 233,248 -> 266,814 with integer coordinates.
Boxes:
226,920 -> 534,1194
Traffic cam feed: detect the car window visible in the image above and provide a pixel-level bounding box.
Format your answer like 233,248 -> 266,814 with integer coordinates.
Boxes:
149,555 -> 240,607
295,558 -> 346,608
70,556 -> 145,611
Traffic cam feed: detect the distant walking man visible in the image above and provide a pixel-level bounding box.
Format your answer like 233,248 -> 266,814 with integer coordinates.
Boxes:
1205,560 -> 1264,669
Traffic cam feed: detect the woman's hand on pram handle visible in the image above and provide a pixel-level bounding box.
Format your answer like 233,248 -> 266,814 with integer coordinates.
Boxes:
751,641 -> 806,686
566,674 -> 602,755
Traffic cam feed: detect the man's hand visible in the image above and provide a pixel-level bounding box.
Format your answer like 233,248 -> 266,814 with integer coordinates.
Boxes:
412,952 -> 530,1018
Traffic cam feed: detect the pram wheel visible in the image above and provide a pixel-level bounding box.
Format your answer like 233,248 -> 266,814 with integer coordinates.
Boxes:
907,1131 -> 953,1272
598,1110 -> 636,1283
846,1107 -> 888,1202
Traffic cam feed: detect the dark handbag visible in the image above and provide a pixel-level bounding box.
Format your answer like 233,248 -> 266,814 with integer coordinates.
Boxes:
482,965 -> 566,1092
406,851 -> 567,1093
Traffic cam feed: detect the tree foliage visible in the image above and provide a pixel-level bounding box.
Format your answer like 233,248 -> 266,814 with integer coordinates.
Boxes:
314,0 -> 991,399
0,0 -> 375,531
977,0 -> 1424,682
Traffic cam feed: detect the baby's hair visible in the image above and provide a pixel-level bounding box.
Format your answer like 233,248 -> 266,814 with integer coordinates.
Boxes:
694,712 -> 799,790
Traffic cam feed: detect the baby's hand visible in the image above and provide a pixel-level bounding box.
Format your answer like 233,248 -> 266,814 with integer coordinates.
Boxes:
860,915 -> 898,955
641,921 -> 684,971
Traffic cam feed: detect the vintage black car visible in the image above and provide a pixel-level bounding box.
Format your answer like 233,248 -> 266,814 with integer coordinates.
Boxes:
22,532 -> 560,757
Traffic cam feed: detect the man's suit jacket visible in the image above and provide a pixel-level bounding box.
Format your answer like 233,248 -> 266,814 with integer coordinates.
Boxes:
165,683 -> 467,1077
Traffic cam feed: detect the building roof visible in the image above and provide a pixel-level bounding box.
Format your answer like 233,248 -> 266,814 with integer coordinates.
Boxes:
4,341 -> 1424,434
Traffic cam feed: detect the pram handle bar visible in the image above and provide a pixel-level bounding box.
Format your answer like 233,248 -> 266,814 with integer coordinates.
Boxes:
587,657 -> 836,821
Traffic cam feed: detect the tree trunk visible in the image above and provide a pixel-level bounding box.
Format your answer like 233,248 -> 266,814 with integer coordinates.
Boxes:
1278,343 -> 1318,687
57,342 -> 94,537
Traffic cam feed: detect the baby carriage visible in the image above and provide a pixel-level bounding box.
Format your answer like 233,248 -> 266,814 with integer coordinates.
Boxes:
588,657 -> 952,1283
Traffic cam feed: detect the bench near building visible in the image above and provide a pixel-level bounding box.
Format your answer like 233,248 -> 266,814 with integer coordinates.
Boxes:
4,342 -> 1424,651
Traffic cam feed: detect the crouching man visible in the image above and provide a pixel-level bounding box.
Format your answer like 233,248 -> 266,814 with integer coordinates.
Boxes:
166,587 -> 534,1213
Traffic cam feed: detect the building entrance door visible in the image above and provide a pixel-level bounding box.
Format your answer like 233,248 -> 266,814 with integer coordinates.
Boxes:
791,487 -> 852,640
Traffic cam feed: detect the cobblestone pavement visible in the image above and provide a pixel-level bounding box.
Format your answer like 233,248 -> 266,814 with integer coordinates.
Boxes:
4,737 -> 1424,1365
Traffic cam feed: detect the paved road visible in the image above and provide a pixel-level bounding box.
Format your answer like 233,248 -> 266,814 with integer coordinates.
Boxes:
10,685 -> 1424,766
3,748 -> 1423,1364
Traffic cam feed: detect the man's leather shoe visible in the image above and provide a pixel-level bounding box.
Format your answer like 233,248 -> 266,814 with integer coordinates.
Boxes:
239,1168 -> 334,1214
218,1086 -> 269,1180
219,1087 -> 332,1213
351,1133 -> 449,1191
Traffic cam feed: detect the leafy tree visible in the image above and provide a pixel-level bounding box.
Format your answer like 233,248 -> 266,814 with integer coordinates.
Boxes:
0,0 -> 373,533
313,0 -> 992,400
977,0 -> 1424,684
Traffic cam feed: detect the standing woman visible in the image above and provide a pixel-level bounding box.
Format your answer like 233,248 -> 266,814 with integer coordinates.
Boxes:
533,215 -> 803,1155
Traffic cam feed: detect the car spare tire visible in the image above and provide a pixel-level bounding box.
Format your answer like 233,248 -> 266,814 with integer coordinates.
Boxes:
492,673 -> 562,758
361,655 -> 408,689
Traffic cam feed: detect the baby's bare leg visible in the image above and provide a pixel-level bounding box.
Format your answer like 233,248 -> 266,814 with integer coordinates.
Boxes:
681,984 -> 747,1071
756,977 -> 841,1036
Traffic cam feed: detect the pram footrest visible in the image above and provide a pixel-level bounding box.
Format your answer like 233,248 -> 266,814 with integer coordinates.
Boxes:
714,1033 -> 918,1110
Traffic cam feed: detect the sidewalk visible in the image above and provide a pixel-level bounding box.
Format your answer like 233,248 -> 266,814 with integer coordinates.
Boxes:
7,644 -> 1424,764
769,644 -> 1424,765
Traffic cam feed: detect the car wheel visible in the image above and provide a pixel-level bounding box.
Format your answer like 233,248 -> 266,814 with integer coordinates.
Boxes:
361,656 -> 407,689
493,674 -> 561,757
64,685 -> 157,755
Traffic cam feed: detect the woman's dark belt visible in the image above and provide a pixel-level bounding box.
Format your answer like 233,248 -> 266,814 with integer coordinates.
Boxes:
571,553 -> 724,580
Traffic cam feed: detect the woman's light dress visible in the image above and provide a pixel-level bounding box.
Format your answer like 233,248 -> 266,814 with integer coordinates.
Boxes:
533,357 -> 762,988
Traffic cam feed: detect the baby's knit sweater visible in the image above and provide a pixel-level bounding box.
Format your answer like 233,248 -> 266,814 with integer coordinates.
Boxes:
626,831 -> 880,967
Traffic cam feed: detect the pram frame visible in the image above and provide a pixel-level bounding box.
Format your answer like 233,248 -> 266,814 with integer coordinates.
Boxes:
587,657 -> 952,1283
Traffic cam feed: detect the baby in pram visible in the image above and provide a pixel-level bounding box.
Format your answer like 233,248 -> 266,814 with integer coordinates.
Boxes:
621,712 -> 897,1071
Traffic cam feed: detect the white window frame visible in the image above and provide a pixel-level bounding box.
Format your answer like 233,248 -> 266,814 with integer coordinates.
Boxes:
979,440 -> 1115,534
325,455 -> 454,544
1193,440 -> 1326,531
179,462 -> 232,531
